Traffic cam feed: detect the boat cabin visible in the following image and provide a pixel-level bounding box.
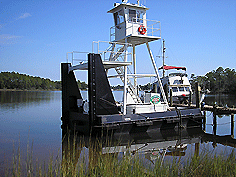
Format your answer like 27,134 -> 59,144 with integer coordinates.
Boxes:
108,1 -> 161,45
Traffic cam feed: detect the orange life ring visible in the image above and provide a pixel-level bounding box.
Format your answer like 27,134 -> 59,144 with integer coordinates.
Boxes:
138,25 -> 147,35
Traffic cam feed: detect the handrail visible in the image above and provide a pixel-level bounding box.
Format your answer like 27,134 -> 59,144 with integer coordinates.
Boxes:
66,51 -> 89,66
92,41 -> 132,61
110,18 -> 161,41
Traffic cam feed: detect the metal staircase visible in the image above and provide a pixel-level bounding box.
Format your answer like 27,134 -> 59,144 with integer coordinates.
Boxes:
108,44 -> 142,103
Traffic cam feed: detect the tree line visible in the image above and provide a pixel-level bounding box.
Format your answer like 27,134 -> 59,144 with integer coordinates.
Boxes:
1,67 -> 236,94
0,72 -> 61,90
0,71 -> 89,91
190,67 -> 236,94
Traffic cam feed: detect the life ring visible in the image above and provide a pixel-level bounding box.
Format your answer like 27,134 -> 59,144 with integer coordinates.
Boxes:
138,25 -> 147,35
150,95 -> 160,104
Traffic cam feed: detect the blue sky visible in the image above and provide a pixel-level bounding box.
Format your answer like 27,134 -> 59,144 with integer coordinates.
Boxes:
1,0 -> 235,85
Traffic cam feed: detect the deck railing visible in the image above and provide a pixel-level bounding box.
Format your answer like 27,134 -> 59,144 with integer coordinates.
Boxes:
92,41 -> 132,62
110,18 -> 161,41
66,41 -> 133,67
66,51 -> 89,66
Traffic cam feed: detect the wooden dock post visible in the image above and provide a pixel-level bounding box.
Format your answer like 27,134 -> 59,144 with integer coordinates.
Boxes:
153,84 -> 158,93
188,90 -> 192,107
203,111 -> 206,132
213,112 -> 217,135
195,82 -> 200,108
231,113 -> 234,138
170,89 -> 173,107
176,108 -> 183,128
164,84 -> 168,103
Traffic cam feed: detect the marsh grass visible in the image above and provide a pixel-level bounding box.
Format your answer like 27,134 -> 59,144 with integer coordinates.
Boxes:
4,134 -> 236,177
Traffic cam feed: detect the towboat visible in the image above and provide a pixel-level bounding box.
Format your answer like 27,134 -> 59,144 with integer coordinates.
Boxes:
61,0 -> 204,135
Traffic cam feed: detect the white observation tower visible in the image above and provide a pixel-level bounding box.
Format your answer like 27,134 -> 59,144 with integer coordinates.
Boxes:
106,0 -> 168,115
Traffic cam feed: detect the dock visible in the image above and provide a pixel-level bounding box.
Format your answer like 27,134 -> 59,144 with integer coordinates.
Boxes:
173,103 -> 236,115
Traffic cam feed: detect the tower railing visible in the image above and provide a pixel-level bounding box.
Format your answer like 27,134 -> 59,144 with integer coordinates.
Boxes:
110,18 -> 161,41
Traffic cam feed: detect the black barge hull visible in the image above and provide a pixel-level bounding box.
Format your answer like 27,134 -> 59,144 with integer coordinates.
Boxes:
61,54 -> 203,135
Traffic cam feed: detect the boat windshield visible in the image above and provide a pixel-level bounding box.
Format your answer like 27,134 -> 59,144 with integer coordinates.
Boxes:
172,87 -> 178,92
169,73 -> 188,77
179,87 -> 184,92
185,87 -> 190,91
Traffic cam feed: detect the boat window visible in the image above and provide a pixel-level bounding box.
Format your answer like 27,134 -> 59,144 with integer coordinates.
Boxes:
185,87 -> 190,91
137,10 -> 144,23
173,80 -> 181,84
129,9 -> 136,22
179,87 -> 184,91
114,9 -> 124,27
172,87 -> 178,92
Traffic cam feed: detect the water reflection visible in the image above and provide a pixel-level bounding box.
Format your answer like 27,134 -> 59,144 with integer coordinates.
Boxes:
0,91 -> 62,176
61,126 -> 236,167
204,94 -> 236,107
0,91 -> 235,175
0,91 -> 61,112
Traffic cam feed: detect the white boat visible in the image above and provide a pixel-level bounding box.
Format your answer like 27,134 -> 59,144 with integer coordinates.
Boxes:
151,39 -> 192,104
154,65 -> 192,104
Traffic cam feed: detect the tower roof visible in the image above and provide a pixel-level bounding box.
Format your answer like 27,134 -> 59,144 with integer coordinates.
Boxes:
107,3 -> 149,13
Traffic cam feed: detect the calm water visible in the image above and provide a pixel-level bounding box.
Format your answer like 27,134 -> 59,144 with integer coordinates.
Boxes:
0,91 -> 62,174
0,91 -> 236,174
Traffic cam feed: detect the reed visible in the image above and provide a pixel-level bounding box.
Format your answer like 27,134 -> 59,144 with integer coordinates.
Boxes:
4,134 -> 236,177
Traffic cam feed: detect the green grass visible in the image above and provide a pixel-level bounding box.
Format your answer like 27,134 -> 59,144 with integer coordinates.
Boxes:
4,134 -> 236,177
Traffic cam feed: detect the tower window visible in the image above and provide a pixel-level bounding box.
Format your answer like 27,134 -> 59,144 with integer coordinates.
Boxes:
114,9 -> 124,28
137,10 -> 144,23
129,9 -> 136,22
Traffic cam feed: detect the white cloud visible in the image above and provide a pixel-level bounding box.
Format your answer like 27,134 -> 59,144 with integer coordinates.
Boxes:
0,34 -> 22,44
17,13 -> 32,19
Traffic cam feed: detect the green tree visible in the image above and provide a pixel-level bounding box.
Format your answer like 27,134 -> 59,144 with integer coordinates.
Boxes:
192,67 -> 236,94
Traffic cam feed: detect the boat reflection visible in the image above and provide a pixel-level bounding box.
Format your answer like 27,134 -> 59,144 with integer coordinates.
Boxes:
62,125 -> 236,168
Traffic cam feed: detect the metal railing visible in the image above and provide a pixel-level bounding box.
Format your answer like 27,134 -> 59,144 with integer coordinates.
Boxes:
66,41 -> 133,66
66,51 -> 89,66
110,18 -> 161,41
92,41 -> 132,62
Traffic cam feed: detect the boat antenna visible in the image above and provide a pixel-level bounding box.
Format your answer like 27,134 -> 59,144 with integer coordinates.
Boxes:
162,39 -> 166,77
137,0 -> 140,5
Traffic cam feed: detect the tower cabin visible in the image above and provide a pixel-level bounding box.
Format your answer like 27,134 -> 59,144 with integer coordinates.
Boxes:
108,0 -> 161,46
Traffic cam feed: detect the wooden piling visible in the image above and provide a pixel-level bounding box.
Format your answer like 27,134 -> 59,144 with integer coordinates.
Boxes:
213,112 -> 217,135
231,113 -> 234,138
164,84 -> 168,103
170,89 -> 173,107
188,90 -> 192,107
153,84 -> 157,93
195,82 -> 200,108
176,108 -> 183,128
203,111 -> 206,132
